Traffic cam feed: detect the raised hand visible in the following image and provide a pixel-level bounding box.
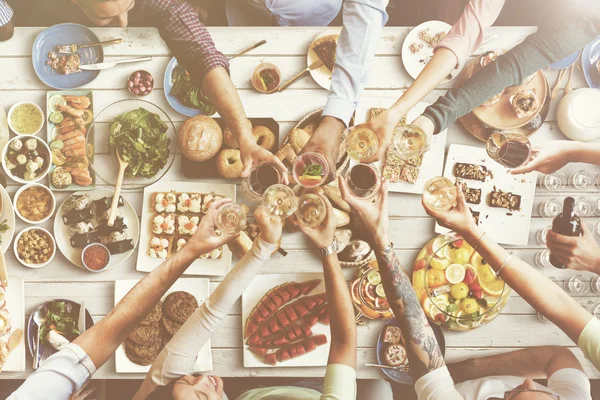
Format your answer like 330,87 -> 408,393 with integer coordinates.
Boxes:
421,184 -> 477,238
239,141 -> 287,179
188,198 -> 238,253
300,116 -> 346,183
546,223 -> 600,273
510,140 -> 580,175
254,205 -> 283,246
296,193 -> 337,249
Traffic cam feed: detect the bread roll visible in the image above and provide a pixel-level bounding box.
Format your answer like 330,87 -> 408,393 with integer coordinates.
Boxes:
178,115 -> 223,162
332,208 -> 350,227
323,185 -> 350,213
288,128 -> 311,154
227,231 -> 253,258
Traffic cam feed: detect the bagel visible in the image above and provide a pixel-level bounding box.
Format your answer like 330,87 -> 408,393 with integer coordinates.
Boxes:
178,115 -> 223,162
252,126 -> 277,152
288,128 -> 311,154
216,148 -> 244,179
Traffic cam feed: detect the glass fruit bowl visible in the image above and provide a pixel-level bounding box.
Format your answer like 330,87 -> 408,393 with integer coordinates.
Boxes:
412,233 -> 511,331
350,261 -> 393,323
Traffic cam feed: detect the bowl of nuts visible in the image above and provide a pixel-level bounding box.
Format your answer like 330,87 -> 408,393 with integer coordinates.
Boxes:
14,227 -> 56,268
127,70 -> 154,97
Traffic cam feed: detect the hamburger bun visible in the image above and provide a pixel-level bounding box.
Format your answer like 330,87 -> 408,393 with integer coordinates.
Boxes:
178,115 -> 223,162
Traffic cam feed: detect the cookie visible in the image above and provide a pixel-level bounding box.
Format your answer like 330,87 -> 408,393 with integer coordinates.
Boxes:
163,291 -> 198,324
161,316 -> 183,337
139,302 -> 163,326
128,323 -> 161,346
125,337 -> 163,366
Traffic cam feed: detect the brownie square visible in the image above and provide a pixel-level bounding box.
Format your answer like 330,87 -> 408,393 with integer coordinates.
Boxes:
453,163 -> 491,181
399,164 -> 420,184
488,190 -> 521,211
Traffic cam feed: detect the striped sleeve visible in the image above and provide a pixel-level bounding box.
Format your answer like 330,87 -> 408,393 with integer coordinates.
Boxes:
0,0 -> 14,27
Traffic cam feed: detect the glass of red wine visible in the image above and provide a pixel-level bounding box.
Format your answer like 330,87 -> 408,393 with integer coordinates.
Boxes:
345,163 -> 381,200
486,132 -> 531,169
241,161 -> 284,203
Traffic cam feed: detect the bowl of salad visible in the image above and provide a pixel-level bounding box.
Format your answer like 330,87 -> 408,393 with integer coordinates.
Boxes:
88,99 -> 176,189
163,57 -> 216,117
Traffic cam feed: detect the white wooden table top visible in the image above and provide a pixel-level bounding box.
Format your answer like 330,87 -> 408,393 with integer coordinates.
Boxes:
0,26 -> 599,380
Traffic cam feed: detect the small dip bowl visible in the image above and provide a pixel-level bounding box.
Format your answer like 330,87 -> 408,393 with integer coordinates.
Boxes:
7,101 -> 44,136
2,136 -> 52,184
81,243 -> 111,272
14,227 -> 56,268
251,62 -> 281,94
127,70 -> 154,97
14,183 -> 56,225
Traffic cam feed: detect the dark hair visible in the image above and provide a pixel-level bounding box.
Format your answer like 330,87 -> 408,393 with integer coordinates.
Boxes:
147,381 -> 177,400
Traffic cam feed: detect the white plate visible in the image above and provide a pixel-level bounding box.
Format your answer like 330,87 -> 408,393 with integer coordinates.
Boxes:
114,279 -> 212,373
307,28 -> 341,90
354,96 -> 448,194
137,181 -> 235,276
0,185 -> 15,253
54,188 -> 140,270
242,273 -> 330,368
436,144 -> 537,246
401,21 -> 459,83
1,278 -> 25,372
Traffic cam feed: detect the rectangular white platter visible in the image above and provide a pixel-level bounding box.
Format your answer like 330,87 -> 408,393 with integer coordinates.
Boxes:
114,278 -> 212,373
2,278 -> 25,372
436,144 -> 537,246
137,181 -> 236,276
242,273 -> 331,368
354,96 -> 448,194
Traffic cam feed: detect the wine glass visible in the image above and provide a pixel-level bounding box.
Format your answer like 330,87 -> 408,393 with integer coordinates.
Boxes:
292,152 -> 329,188
345,126 -> 379,162
590,275 -> 600,295
568,170 -> 593,190
262,184 -> 297,219
593,221 -> 600,240
590,303 -> 600,319
214,203 -> 247,235
241,161 -> 284,203
422,177 -> 457,212
295,193 -> 327,227
345,163 -> 381,200
564,274 -> 588,295
536,226 -> 551,246
539,198 -> 562,218
540,173 -> 565,192
393,124 -> 429,160
574,197 -> 593,217
486,132 -> 531,168
534,249 -> 552,269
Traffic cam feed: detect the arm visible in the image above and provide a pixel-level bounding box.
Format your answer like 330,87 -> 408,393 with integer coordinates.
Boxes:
545,222 -> 600,274
0,0 -> 14,41
511,140 -> 600,175
301,0 -> 388,177
448,346 -> 583,383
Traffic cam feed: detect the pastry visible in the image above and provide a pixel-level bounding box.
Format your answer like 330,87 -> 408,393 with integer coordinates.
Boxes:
140,303 -> 163,326
302,121 -> 318,135
462,186 -> 482,205
152,214 -> 176,235
288,128 -> 311,154
0,309 -> 10,336
481,90 -> 504,108
163,291 -> 199,324
177,215 -> 200,236
202,193 -> 223,213
334,229 -> 352,254
510,89 -> 539,119
161,316 -> 182,337
384,344 -> 408,367
128,324 -> 161,346
399,164 -> 420,184
382,325 -> 404,345
177,193 -> 202,214
216,148 -> 243,179
223,120 -> 251,149
149,236 -> 171,259
275,143 -> 297,166
154,192 -> 177,213
322,185 -> 350,213
178,115 -> 223,162
332,208 -> 350,227
252,126 -> 277,152
454,163 -> 491,182
310,34 -> 338,72
339,240 -> 371,263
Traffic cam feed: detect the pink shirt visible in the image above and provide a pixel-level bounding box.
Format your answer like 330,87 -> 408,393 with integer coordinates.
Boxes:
435,0 -> 506,66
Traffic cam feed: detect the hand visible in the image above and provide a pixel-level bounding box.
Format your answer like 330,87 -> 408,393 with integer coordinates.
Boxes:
546,223 -> 600,273
338,175 -> 389,246
188,198 -> 238,253
510,140 -> 581,175
239,140 -> 287,180
300,116 -> 346,183
69,382 -> 97,400
412,115 -> 435,136
359,110 -> 398,163
421,184 -> 478,238
254,205 -> 283,246
297,193 -> 337,249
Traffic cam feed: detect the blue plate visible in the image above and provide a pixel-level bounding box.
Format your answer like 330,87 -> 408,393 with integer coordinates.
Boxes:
32,24 -> 103,90
550,50 -> 581,70
581,36 -> 600,89
376,318 -> 446,385
163,57 -> 206,117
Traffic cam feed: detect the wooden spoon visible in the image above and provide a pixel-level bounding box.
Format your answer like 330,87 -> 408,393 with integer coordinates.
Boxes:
108,148 -> 129,227
0,329 -> 24,372
564,65 -> 575,94
551,68 -> 566,100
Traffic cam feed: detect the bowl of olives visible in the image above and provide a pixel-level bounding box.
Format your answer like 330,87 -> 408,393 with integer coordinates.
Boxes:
127,70 -> 154,97
2,136 -> 51,184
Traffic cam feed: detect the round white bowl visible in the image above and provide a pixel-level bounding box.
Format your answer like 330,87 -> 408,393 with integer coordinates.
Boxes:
13,183 -> 56,225
81,243 -> 112,273
14,227 -> 56,268
2,136 -> 52,184
7,101 -> 44,136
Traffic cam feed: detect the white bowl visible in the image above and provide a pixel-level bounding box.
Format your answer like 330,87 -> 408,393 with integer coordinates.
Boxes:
7,101 -> 44,136
81,243 -> 112,273
2,136 -> 52,184
13,183 -> 56,225
14,227 -> 56,268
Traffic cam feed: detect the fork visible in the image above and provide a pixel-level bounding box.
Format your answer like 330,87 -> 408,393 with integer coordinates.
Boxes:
365,363 -> 411,372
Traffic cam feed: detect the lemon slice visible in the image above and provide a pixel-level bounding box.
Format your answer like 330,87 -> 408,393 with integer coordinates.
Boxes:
430,256 -> 450,270
445,263 -> 466,284
431,236 -> 446,256
48,111 -> 64,124
367,270 -> 381,286
82,109 -> 94,126
48,95 -> 66,113
375,284 -> 386,298
51,126 -> 60,140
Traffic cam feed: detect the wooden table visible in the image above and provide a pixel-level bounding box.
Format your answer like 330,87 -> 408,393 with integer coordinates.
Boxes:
0,26 -> 599,381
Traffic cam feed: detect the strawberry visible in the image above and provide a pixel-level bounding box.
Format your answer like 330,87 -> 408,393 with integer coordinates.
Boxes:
472,290 -> 483,299
453,239 -> 464,248
468,282 -> 481,292
414,259 -> 427,271
463,269 -> 476,285
434,313 -> 446,323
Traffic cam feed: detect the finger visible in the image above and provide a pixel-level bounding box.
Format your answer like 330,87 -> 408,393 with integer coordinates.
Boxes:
208,197 -> 232,212
509,153 -> 540,175
79,385 -> 97,398
546,229 -> 579,246
581,221 -> 592,236
454,184 -> 469,212
378,178 -> 389,210
241,156 -> 253,178
337,175 -> 358,208
318,192 -> 335,227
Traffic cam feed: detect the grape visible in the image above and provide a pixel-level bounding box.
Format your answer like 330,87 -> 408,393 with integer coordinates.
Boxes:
132,88 -> 139,95
135,71 -> 141,78
139,86 -> 147,93
127,80 -> 134,88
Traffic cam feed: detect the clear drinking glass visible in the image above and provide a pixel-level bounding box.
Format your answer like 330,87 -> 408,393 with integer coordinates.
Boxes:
594,221 -> 600,240
393,124 -> 429,160
486,132 -> 532,168
536,226 -> 551,245
569,170 -> 593,190
574,197 -> 593,217
345,127 -> 379,162
345,163 -> 381,200
295,193 -> 327,228
534,249 -> 553,269
292,152 -> 329,188
540,173 -> 565,192
539,198 -> 562,218
537,312 -> 551,324
589,303 -> 600,319
596,174 -> 600,189
590,276 -> 600,295
564,274 -> 589,295
214,203 -> 247,235
241,161 -> 284,203
593,198 -> 600,216
262,184 -> 297,219
422,177 -> 457,212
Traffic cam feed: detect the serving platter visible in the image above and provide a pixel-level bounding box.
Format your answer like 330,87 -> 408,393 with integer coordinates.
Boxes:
354,96 -> 448,194
136,181 -> 235,276
1,278 -> 24,372
242,273 -> 330,368
114,279 -> 212,373
54,187 -> 140,270
435,144 -> 537,246
307,28 -> 341,90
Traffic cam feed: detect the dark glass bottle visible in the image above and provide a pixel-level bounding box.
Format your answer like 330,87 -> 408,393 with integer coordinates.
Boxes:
550,197 -> 581,269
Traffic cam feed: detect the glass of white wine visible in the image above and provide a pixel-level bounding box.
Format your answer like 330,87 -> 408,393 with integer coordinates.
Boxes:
295,193 -> 327,227
393,124 -> 429,160
262,184 -> 298,219
422,177 -> 457,212
345,126 -> 379,162
214,203 -> 247,235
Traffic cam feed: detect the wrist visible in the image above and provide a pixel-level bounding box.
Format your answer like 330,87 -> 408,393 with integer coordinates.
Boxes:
566,141 -> 587,163
372,231 -> 390,249
461,225 -> 484,246
386,106 -> 408,126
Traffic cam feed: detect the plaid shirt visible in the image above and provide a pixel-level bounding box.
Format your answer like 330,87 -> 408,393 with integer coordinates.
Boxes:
6,0 -> 228,83
0,0 -> 13,27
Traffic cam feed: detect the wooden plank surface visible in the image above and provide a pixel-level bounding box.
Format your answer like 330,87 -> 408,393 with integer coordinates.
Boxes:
0,26 -> 599,380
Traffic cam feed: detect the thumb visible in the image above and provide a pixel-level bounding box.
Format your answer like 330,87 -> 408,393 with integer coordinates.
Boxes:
510,155 -> 540,175
241,156 -> 253,178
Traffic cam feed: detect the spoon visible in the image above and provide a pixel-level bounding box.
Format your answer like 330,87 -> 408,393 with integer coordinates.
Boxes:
32,304 -> 48,369
564,64 -> 575,94
108,148 -> 129,227
0,328 -> 24,372
551,68 -> 566,100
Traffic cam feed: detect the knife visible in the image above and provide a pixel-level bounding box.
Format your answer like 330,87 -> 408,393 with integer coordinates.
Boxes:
78,301 -> 86,333
278,59 -> 324,92
79,56 -> 152,71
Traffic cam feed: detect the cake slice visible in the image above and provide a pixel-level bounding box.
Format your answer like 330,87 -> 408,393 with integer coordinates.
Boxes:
310,35 -> 338,72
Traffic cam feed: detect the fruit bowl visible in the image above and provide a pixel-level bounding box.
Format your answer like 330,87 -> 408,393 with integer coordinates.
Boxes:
350,261 -> 393,323
412,233 -> 511,331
